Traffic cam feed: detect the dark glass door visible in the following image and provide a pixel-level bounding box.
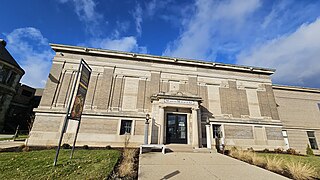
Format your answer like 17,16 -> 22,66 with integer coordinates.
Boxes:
166,114 -> 187,144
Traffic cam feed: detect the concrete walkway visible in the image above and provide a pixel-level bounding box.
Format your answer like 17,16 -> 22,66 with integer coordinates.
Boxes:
138,152 -> 289,180
0,141 -> 25,149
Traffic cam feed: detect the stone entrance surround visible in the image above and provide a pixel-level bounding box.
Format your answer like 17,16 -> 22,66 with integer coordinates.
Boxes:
150,92 -> 202,148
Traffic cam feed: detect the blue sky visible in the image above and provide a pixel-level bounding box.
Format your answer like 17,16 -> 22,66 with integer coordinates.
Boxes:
1,0 -> 320,88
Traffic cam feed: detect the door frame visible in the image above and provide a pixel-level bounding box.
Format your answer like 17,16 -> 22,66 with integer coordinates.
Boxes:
166,113 -> 188,144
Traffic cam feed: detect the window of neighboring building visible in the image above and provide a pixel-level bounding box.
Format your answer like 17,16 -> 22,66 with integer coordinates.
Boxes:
307,131 -> 319,150
0,65 -> 10,83
0,94 -> 3,104
22,89 -> 33,97
120,120 -> 132,135
6,71 -> 16,86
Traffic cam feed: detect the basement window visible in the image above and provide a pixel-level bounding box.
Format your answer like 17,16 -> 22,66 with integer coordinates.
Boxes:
307,131 -> 319,150
120,120 -> 132,135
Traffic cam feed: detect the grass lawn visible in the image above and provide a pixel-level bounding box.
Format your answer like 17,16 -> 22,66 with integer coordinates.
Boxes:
0,149 -> 121,179
257,153 -> 320,178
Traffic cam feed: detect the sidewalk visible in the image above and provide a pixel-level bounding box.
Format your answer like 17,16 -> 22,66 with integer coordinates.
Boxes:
138,152 -> 289,180
0,141 -> 25,149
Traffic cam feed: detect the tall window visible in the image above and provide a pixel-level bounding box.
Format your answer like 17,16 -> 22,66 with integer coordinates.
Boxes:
317,103 -> 320,111
212,124 -> 222,138
120,120 -> 132,135
0,65 -> 10,83
307,131 -> 318,150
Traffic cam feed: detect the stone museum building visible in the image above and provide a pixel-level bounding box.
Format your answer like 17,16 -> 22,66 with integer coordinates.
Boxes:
28,43 -> 320,154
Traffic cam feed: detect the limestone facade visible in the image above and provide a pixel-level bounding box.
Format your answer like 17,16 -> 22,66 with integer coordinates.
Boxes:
28,44 -> 320,154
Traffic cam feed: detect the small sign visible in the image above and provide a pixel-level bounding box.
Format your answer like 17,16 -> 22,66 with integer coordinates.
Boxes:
70,61 -> 91,120
164,99 -> 194,105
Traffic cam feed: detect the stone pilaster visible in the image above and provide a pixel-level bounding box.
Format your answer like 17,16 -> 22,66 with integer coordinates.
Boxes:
192,107 -> 199,148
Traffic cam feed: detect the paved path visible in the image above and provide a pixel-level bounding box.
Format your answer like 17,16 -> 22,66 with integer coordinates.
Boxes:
0,141 -> 24,149
138,152 -> 289,180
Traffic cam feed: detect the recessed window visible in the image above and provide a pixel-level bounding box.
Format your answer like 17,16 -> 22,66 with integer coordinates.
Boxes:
120,120 -> 132,135
22,89 -> 33,97
212,124 -> 222,138
317,103 -> 320,111
307,131 -> 318,150
0,65 -> 10,83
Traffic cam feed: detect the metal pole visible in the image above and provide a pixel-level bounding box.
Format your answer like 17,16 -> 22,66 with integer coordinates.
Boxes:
53,60 -> 82,166
70,118 -> 81,159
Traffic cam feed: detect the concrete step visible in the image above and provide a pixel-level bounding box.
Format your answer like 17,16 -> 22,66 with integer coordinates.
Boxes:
165,144 -> 217,153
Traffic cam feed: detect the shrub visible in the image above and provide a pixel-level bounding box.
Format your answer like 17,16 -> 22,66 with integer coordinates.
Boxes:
266,156 -> 284,173
18,144 -> 26,151
247,147 -> 254,152
286,148 -> 298,155
306,144 -> 314,156
62,143 -> 71,149
285,161 -> 317,180
83,145 -> 89,149
274,147 -> 284,154
262,148 -> 270,153
105,145 -> 112,150
118,148 -> 137,178
22,146 -> 30,152
118,161 -> 134,178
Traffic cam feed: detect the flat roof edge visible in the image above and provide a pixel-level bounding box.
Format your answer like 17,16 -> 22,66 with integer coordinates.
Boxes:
273,84 -> 320,93
50,43 -> 276,75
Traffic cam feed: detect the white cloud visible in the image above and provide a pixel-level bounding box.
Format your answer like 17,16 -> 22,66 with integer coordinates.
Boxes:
237,18 -> 320,88
5,27 -> 54,88
163,0 -> 261,60
145,0 -> 157,17
90,36 -> 147,53
58,0 -> 102,35
132,3 -> 143,36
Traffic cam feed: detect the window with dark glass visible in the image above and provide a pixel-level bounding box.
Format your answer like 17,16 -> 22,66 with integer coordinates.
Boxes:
212,124 -> 222,138
120,120 -> 132,135
22,89 -> 33,97
317,103 -> 320,111
307,131 -> 318,150
7,72 -> 16,86
0,65 -> 10,83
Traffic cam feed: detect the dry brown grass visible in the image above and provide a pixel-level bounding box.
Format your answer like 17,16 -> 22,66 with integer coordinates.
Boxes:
228,147 -> 255,163
252,154 -> 266,167
238,150 -> 254,163
285,161 -> 317,180
229,147 -> 240,158
118,148 -> 137,178
266,156 -> 284,173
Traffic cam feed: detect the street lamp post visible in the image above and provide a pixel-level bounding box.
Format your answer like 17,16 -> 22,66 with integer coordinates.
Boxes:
144,114 -> 151,145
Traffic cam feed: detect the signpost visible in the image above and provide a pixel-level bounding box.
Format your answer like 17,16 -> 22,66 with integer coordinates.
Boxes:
53,59 -> 91,166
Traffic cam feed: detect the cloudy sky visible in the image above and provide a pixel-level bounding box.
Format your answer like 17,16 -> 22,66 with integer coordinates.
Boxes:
1,0 -> 320,88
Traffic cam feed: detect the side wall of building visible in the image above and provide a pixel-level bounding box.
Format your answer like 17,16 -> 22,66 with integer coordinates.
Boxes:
274,87 -> 320,154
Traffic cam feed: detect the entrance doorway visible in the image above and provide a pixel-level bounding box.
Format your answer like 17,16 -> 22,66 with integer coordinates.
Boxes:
166,114 -> 187,144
